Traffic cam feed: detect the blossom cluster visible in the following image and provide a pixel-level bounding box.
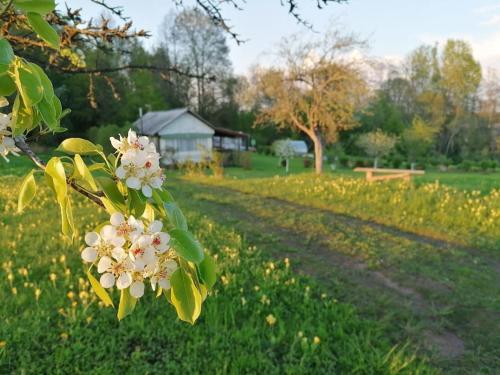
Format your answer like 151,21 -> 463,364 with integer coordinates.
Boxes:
0,112 -> 20,162
81,212 -> 177,298
111,130 -> 165,197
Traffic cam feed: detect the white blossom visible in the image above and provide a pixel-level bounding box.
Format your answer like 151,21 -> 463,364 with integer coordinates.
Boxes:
82,212 -> 176,297
112,129 -> 164,196
0,113 -> 20,162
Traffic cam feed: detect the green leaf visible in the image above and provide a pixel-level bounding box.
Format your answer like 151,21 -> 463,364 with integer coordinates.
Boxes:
128,189 -> 146,217
29,63 -> 54,100
57,138 -> 101,155
87,271 -> 114,307
164,202 -> 188,230
13,0 -> 55,15
15,61 -> 43,107
0,39 -> 14,65
170,268 -> 202,324
198,253 -> 216,289
45,156 -> 67,202
36,96 -> 57,129
96,176 -> 125,206
10,95 -> 34,135
17,169 -> 37,213
26,12 -> 59,50
170,229 -> 204,264
117,288 -> 137,320
73,154 -> 97,191
0,74 -> 16,96
53,95 -> 62,119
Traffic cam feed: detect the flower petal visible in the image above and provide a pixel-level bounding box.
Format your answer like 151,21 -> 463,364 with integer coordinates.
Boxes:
148,220 -> 163,233
100,272 -> 115,288
111,247 -> 126,261
159,278 -> 171,290
97,256 -> 112,273
130,281 -> 145,298
142,184 -> 153,197
110,212 -> 125,226
126,177 -> 141,189
115,166 -> 126,179
116,272 -> 132,289
85,232 -> 100,246
81,247 -> 98,262
100,225 -> 117,240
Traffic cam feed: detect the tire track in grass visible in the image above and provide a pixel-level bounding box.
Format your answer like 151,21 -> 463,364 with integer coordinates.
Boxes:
169,180 -> 473,363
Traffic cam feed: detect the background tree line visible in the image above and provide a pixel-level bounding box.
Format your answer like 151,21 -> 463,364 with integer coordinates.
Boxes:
17,7 -> 499,172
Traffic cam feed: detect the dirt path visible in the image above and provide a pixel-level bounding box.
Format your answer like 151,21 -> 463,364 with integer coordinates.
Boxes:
170,179 -> 500,371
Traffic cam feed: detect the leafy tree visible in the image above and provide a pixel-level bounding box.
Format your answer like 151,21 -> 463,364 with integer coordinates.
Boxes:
402,117 -> 438,168
249,30 -> 367,174
356,130 -> 397,168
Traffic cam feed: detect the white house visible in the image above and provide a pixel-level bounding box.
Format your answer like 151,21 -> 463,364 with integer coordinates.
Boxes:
133,108 -> 249,165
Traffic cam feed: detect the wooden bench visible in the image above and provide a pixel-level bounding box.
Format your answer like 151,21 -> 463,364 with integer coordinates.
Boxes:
353,168 -> 424,182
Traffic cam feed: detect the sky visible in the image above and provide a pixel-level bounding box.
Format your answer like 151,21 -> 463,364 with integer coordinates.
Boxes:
68,0 -> 500,74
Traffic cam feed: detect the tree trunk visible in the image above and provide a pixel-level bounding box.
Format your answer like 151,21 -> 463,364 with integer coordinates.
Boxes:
374,157 -> 379,169
312,132 -> 323,174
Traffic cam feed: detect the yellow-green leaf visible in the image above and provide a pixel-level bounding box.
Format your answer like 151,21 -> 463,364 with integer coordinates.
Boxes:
45,156 -> 67,202
170,268 -> 202,324
117,288 -> 137,320
60,196 -> 74,238
57,138 -> 101,155
26,12 -> 60,50
14,61 -> 43,107
87,270 -> 114,307
17,169 -> 37,213
73,154 -> 97,191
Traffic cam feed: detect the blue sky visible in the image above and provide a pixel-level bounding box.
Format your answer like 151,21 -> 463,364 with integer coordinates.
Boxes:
68,0 -> 500,74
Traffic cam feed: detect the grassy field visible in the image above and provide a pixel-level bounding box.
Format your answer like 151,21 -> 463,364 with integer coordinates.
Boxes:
1,153 -> 499,374
0,171 -> 436,373
225,154 -> 500,193
175,176 -> 499,374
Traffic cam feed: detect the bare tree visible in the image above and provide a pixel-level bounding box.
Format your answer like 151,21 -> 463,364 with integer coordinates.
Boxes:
249,30 -> 368,174
160,8 -> 231,116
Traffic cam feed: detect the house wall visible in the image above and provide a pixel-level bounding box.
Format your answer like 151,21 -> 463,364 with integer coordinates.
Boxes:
158,113 -> 215,164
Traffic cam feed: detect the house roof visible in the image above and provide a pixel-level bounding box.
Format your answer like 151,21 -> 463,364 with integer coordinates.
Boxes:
134,108 -> 250,138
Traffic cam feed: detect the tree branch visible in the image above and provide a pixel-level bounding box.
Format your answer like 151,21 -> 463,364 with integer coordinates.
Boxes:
59,64 -> 215,81
0,0 -> 14,17
14,137 -> 105,208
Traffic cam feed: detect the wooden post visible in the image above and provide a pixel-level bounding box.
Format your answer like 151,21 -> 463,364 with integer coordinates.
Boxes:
366,170 -> 373,182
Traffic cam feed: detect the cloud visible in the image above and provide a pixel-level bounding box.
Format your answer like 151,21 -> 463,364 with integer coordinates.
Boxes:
481,14 -> 500,26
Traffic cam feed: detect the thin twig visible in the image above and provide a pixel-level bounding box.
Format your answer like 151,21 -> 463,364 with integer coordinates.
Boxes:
14,136 -> 106,208
0,0 -> 14,18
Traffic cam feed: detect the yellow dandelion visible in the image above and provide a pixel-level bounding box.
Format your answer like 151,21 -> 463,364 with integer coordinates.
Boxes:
266,314 -> 277,326
313,336 -> 321,345
34,288 -> 42,301
0,341 -> 6,348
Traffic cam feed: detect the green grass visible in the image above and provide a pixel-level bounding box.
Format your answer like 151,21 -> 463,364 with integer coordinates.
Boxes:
171,178 -> 500,374
224,154 -> 500,193
0,174 -> 435,374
